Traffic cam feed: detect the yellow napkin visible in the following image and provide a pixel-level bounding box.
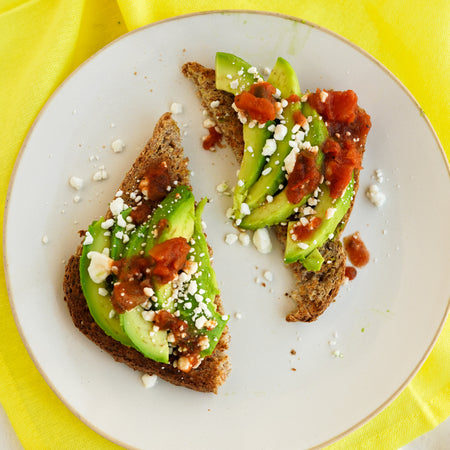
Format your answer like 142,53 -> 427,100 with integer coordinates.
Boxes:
0,1 -> 448,449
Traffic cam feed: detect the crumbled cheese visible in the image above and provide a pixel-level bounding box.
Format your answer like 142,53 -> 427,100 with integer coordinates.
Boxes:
86,251 -> 113,283
262,139 -> 277,156
210,100 -> 220,108
203,118 -> 215,128
230,79 -> 239,90
262,167 -> 272,176
325,207 -> 337,219
142,310 -> 155,321
225,233 -> 238,245
101,218 -> 114,229
297,242 -> 309,250
195,316 -> 207,329
68,176 -> 84,190
284,147 -> 299,174
238,232 -> 250,246
73,195 -> 81,203
366,184 -> 386,207
302,206 -> 315,216
320,90 -> 328,102
117,214 -> 127,228
111,139 -> 125,153
141,373 -> 158,388
170,102 -> 183,114
143,287 -> 154,297
98,287 -> 108,296
240,202 -> 251,216
274,124 -> 288,141
41,235 -> 49,244
374,169 -> 384,183
253,228 -> 272,254
83,231 -> 94,245
263,271 -> 273,282
92,168 -> 108,181
266,195 -> 273,203
110,197 -> 125,216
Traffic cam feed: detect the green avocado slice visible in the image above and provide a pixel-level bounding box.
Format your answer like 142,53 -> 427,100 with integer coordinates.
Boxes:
240,102 -> 327,229
284,178 -> 355,267
79,218 -> 133,347
243,57 -> 302,211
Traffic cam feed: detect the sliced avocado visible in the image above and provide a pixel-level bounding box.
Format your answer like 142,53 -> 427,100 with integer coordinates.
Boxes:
120,306 -> 169,363
120,185 -> 196,358
244,57 -> 302,210
79,218 -> 133,347
240,102 -> 327,229
284,178 -> 355,266
215,52 -> 260,94
110,208 -> 132,260
215,52 -> 275,220
122,221 -> 150,258
146,185 -> 195,250
145,185 -> 195,311
176,199 -> 228,357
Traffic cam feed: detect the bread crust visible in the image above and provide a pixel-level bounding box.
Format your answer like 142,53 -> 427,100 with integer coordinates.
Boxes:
182,62 -> 367,322
63,113 -> 230,393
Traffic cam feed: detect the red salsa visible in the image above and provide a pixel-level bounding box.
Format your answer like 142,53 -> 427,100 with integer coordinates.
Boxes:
343,232 -> 370,267
202,126 -> 222,150
344,266 -> 357,281
110,237 -> 190,313
291,216 -> 322,241
286,152 -> 321,204
138,161 -> 171,202
234,81 -> 277,123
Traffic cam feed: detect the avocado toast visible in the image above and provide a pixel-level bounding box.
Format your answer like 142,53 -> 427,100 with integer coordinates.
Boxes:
63,113 -> 230,393
182,53 -> 371,322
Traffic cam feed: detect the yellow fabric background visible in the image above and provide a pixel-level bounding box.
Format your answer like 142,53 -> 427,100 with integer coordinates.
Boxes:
0,1 -> 448,449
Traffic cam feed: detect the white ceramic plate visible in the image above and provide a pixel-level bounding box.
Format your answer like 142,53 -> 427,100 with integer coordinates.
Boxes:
4,11 -> 450,450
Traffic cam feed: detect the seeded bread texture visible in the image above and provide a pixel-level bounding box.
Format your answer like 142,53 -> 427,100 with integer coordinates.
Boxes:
63,112 -> 230,393
182,62 -> 366,322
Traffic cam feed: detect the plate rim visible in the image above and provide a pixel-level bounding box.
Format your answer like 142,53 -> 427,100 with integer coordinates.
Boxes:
3,9 -> 450,449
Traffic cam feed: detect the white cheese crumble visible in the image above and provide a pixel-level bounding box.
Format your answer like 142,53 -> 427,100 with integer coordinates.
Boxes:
238,232 -> 250,246
73,194 -> 81,203
325,207 -> 337,219
111,139 -> 125,153
69,176 -> 84,190
92,168 -> 108,181
274,124 -> 288,141
366,184 -> 386,207
83,231 -> 94,245
298,242 -> 309,250
240,202 -> 251,216
320,90 -> 329,102
110,197 -> 125,216
263,271 -> 273,282
253,228 -> 272,254
86,251 -> 113,283
41,235 -> 49,244
225,233 -> 238,245
101,218 -> 114,229
170,102 -> 183,114
210,100 -> 220,108
262,139 -> 277,156
143,287 -> 154,297
98,287 -> 108,297
284,147 -> 299,174
230,79 -> 239,90
141,374 -> 158,388
374,168 -> 384,183
262,167 -> 272,176
203,118 -> 216,128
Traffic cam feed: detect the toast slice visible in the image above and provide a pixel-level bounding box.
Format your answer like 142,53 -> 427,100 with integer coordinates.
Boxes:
182,61 -> 367,322
63,113 -> 230,393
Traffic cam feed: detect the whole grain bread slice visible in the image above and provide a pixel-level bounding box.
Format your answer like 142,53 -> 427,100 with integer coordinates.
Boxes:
182,62 -> 366,322
63,112 -> 230,393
